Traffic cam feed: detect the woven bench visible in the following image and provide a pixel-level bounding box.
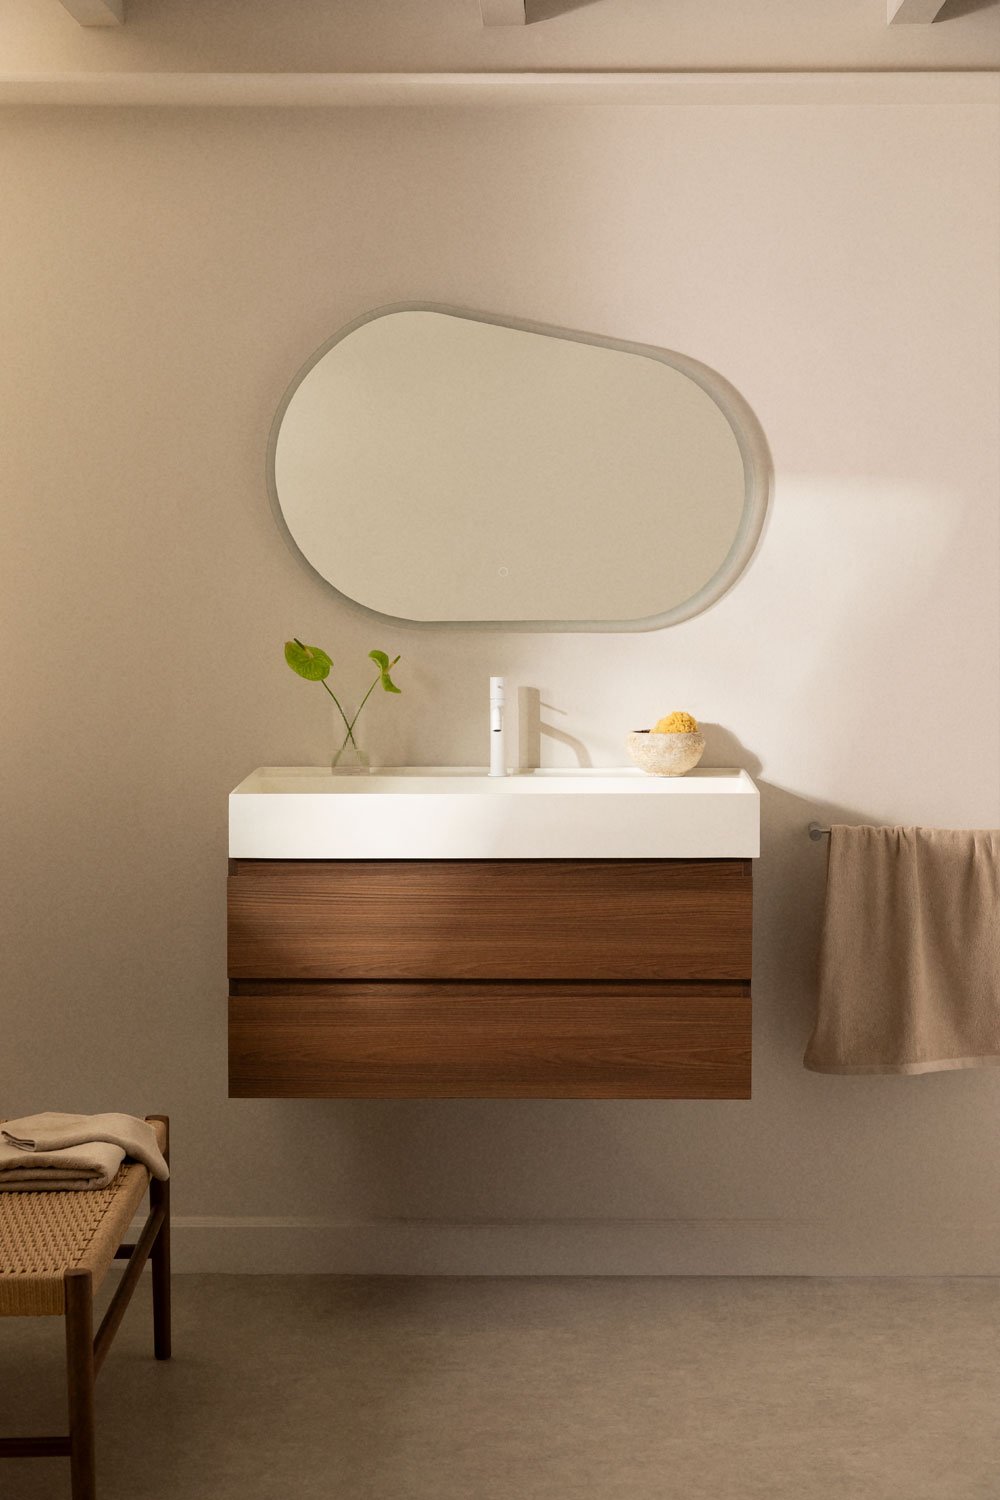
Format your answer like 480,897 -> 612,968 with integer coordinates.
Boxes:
0,1114 -> 171,1500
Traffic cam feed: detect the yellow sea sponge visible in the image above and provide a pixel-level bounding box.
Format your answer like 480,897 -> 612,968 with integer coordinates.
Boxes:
652,711 -> 699,734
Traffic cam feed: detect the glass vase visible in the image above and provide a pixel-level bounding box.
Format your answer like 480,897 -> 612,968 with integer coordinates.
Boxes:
331,727 -> 371,774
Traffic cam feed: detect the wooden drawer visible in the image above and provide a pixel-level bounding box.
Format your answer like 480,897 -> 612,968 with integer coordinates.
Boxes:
228,859 -> 752,982
229,981 -> 751,1099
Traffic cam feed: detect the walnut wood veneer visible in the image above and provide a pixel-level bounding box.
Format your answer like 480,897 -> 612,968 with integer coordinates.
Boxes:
228,859 -> 752,1099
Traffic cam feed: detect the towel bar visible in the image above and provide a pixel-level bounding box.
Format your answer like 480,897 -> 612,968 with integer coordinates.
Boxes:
808,822 -> 831,840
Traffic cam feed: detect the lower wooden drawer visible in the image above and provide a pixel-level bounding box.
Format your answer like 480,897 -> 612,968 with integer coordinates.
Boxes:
228,982 -> 751,1099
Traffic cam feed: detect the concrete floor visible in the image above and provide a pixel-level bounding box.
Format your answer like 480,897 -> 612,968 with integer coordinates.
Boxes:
2,1275 -> 999,1499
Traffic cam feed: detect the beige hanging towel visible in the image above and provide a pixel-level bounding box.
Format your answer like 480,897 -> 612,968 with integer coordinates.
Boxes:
804,826 -> 1000,1075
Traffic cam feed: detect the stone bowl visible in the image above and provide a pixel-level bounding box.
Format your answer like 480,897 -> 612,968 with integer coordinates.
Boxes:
626,729 -> 706,777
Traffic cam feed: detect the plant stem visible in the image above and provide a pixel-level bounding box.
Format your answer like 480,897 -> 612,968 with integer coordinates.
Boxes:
346,674 -> 381,737
321,664 -> 390,751
319,680 -> 358,747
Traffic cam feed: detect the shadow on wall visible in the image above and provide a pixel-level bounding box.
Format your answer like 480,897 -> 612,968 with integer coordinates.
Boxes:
750,780 -> 880,1067
936,0 -> 999,19
527,0 -> 604,20
700,722 -> 890,1070
518,686 -> 593,768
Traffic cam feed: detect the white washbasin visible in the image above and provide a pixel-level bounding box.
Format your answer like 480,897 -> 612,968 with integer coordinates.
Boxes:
229,766 -> 759,859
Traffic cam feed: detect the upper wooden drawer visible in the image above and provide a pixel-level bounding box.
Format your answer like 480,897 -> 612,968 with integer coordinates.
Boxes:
228,859 -> 752,981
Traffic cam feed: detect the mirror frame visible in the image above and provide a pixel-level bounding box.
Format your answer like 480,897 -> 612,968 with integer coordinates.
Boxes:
266,302 -> 772,632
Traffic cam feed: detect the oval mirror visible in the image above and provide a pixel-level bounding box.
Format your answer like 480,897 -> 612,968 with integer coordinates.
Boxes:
269,305 -> 769,630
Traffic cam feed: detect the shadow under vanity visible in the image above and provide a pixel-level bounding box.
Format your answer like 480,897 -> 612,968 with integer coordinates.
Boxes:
227,767 -> 758,1100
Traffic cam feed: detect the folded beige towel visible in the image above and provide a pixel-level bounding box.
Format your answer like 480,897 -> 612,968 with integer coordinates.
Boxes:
0,1135 -> 124,1191
0,1112 -> 169,1191
805,825 -> 1000,1075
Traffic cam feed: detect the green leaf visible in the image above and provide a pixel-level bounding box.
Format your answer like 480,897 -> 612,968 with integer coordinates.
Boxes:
284,639 -> 333,682
369,649 -> 402,694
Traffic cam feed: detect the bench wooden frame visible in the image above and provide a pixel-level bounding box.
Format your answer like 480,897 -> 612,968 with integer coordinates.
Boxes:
0,1113 -> 171,1499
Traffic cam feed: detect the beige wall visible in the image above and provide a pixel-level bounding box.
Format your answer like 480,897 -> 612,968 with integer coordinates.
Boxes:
2,93 -> 999,1273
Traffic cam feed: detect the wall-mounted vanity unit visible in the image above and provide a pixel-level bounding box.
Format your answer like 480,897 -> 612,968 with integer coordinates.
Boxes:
227,768 -> 758,1099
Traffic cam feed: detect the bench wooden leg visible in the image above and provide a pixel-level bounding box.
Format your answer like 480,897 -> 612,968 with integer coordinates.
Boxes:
146,1114 -> 171,1361
150,1175 -> 171,1361
64,1268 -> 96,1500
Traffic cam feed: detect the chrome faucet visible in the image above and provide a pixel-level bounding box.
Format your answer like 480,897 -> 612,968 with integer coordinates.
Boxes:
489,676 -> 507,777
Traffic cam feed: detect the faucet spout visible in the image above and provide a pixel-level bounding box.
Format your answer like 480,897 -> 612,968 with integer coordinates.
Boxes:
489,676 -> 507,777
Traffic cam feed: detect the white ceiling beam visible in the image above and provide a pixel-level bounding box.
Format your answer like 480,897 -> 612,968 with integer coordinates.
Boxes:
887,0 -> 948,23
480,0 -> 526,25
56,0 -> 124,26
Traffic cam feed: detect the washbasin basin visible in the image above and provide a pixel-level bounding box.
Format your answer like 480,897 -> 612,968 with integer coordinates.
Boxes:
229,766 -> 759,859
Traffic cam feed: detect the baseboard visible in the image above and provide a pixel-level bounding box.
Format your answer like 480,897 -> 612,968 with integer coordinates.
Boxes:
131,1214 -> 1000,1276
